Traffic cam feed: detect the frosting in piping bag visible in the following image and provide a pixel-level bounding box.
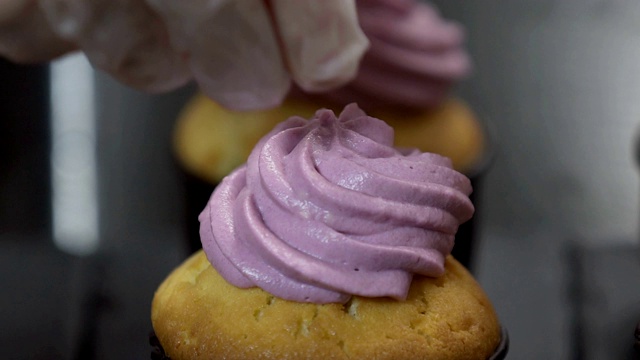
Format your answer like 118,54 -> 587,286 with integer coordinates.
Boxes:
199,104 -> 474,303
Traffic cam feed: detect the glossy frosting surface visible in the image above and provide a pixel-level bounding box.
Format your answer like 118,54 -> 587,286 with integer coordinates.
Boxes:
199,104 -> 474,303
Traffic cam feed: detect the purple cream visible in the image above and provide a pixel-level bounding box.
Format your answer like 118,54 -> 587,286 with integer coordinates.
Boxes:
199,104 -> 474,303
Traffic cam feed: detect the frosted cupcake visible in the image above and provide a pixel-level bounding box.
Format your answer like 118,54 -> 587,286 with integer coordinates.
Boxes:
154,105 -> 506,359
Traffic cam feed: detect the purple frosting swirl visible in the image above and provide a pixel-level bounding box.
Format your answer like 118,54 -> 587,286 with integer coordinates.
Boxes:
199,104 -> 474,303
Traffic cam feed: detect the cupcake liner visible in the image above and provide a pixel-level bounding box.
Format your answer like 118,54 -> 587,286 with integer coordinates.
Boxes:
149,332 -> 171,360
150,327 -> 508,360
488,327 -> 510,360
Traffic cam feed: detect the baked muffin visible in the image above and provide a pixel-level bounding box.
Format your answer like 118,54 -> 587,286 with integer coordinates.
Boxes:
152,251 -> 502,360
154,105 -> 505,359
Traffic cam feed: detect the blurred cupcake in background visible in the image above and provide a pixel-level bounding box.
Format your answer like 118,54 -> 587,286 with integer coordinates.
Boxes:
174,0 -> 491,267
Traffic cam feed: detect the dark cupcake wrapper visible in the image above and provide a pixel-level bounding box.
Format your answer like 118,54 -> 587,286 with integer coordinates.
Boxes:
180,169 -> 218,255
489,327 -> 510,360
149,332 -> 171,360
150,327 -> 509,359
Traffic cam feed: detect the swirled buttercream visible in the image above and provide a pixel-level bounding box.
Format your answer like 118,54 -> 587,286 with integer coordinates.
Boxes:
299,0 -> 470,110
199,104 -> 474,303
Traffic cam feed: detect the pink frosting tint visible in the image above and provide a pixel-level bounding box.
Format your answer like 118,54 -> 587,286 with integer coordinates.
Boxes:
199,104 -> 474,303
304,0 -> 471,110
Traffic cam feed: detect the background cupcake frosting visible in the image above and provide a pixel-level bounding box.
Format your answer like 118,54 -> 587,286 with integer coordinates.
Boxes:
298,0 -> 471,110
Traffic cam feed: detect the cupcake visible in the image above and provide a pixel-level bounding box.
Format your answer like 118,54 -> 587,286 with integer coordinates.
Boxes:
154,105 -> 506,359
173,0 -> 488,267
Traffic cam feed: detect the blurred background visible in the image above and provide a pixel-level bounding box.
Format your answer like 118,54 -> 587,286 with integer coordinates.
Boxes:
2,1 -> 640,359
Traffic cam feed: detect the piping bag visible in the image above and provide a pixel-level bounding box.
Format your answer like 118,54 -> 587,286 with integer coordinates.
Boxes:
0,0 -> 369,110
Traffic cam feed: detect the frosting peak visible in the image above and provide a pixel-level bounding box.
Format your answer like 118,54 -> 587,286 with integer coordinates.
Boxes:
199,104 -> 474,303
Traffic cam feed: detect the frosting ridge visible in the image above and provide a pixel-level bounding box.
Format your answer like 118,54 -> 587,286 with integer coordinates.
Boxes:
199,104 -> 474,303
